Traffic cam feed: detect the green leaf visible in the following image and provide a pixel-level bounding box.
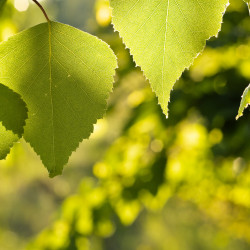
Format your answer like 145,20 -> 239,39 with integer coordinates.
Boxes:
0,83 -> 28,136
0,83 -> 27,159
0,21 -> 117,177
236,84 -> 250,120
0,125 -> 18,160
110,0 -> 229,116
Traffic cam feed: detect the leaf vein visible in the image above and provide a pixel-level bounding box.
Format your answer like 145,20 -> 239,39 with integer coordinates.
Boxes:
51,34 -> 102,82
0,30 -> 47,64
161,0 -> 170,102
52,55 -> 103,107
48,21 -> 56,171
11,43 -> 47,78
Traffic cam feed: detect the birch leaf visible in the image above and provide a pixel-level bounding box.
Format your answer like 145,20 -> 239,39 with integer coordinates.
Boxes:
0,21 -> 117,177
236,84 -> 250,120
110,0 -> 229,116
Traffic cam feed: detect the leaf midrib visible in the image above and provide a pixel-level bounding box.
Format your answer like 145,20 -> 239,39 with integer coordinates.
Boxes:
161,0 -> 170,105
48,21 -> 56,170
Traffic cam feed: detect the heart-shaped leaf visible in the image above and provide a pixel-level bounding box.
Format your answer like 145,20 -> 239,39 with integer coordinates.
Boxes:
0,21 -> 117,177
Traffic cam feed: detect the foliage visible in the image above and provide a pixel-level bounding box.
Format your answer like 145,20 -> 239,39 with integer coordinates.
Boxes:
28,74 -> 250,249
237,84 -> 250,119
110,0 -> 229,115
0,0 -> 249,176
0,21 -> 116,176
0,0 -> 250,249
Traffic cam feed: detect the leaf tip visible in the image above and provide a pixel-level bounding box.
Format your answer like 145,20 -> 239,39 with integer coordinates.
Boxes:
235,114 -> 241,120
49,170 -> 62,178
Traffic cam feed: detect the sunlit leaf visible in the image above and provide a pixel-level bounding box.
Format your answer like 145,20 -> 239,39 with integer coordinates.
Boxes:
236,84 -> 250,120
110,0 -> 229,116
0,21 -> 117,177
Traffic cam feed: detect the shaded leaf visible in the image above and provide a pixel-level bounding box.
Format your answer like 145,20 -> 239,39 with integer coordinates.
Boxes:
0,21 -> 117,177
110,0 -> 229,116
0,83 -> 28,159
0,83 -> 28,136
236,84 -> 250,120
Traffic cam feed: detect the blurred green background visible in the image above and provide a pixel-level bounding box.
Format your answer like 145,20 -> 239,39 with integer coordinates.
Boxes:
0,0 -> 250,249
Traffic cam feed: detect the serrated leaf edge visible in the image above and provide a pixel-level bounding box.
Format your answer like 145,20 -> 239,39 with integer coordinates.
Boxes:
110,1 -> 230,118
236,83 -> 250,120
20,22 -> 118,178
0,84 -> 28,137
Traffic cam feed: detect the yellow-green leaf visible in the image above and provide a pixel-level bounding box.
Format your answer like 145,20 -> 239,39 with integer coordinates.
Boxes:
110,0 -> 229,116
236,84 -> 250,120
0,21 -> 117,177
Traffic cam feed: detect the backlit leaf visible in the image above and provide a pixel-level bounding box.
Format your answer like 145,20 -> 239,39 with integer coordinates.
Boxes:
236,84 -> 250,120
0,21 -> 117,177
110,0 -> 229,116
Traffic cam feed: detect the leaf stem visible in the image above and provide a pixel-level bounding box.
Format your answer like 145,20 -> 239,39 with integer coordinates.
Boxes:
32,0 -> 50,22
